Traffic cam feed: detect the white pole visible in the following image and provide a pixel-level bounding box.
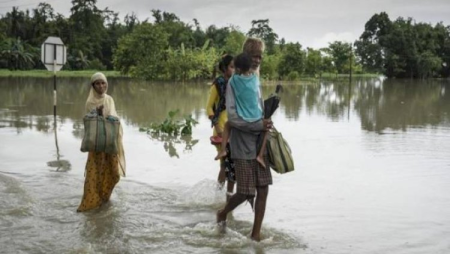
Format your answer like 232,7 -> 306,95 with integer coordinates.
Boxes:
53,45 -> 57,118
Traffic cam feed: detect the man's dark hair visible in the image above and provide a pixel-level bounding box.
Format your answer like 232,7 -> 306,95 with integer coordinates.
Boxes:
234,53 -> 252,73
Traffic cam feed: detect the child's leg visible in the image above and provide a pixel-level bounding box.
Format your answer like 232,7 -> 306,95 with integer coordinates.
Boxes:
226,180 -> 235,202
256,131 -> 268,169
215,122 -> 230,160
217,163 -> 226,186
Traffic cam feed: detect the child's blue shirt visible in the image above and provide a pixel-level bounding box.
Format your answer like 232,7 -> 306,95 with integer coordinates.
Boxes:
229,74 -> 263,122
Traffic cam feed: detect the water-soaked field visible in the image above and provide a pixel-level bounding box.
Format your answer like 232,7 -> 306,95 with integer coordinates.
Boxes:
1,77 -> 449,253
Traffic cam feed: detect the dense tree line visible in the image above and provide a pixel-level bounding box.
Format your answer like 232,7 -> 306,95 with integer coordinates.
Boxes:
354,12 -> 450,78
1,1 -> 449,79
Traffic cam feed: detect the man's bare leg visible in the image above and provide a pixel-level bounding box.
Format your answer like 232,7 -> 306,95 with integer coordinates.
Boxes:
217,193 -> 248,224
251,186 -> 269,241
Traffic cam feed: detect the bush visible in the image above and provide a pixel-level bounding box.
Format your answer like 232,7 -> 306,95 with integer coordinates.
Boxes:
287,71 -> 299,81
89,59 -> 106,70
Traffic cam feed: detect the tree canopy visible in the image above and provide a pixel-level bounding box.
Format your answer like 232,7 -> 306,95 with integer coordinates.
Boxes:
1,4 -> 449,80
355,12 -> 450,78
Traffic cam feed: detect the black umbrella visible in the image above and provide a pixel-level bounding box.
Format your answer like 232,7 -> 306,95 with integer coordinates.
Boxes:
264,84 -> 282,119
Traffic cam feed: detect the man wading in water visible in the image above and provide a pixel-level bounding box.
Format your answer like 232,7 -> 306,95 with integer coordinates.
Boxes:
216,38 -> 273,242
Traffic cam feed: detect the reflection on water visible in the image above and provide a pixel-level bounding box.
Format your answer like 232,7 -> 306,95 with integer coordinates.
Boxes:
47,118 -> 72,172
355,79 -> 450,132
1,77 -> 449,134
277,78 -> 450,131
145,133 -> 199,158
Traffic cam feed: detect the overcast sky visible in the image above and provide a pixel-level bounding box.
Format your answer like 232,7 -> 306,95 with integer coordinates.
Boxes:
2,0 -> 450,49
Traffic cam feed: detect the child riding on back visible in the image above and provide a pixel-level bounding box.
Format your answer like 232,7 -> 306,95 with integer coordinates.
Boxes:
206,54 -> 235,193
208,54 -> 234,144
215,52 -> 268,168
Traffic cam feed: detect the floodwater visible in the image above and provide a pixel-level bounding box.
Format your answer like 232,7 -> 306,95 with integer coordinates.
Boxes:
0,77 -> 449,254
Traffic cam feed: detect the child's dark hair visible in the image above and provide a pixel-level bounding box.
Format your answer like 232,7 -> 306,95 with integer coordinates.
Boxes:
218,54 -> 234,73
234,53 -> 252,73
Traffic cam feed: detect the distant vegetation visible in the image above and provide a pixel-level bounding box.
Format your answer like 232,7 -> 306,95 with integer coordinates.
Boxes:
0,69 -> 124,78
0,0 -> 449,79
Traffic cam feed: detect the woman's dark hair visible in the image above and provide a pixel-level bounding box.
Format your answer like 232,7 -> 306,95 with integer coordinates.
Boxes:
218,54 -> 234,73
234,53 -> 252,73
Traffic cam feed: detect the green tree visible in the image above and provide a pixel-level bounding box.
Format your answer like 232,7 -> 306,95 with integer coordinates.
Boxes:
355,12 -> 392,73
0,37 -> 36,70
319,53 -> 335,75
433,23 -> 450,77
152,9 -> 195,49
52,13 -> 71,44
113,22 -> 168,79
29,3 -> 56,46
192,18 -> 207,48
247,19 -> 278,55
68,50 -> 91,70
222,28 -> 246,55
390,17 -> 419,78
279,38 -> 286,52
260,54 -> 280,80
5,7 -> 28,39
68,0 -> 106,68
355,12 -> 449,78
326,41 -> 352,74
305,48 -> 322,76
101,9 -> 129,69
417,51 -> 442,78
164,40 -> 217,81
124,12 -> 139,32
278,42 -> 305,79
205,25 -> 230,49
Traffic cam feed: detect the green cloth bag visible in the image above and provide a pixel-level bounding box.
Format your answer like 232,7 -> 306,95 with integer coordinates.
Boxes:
267,127 -> 295,174
80,114 -> 120,154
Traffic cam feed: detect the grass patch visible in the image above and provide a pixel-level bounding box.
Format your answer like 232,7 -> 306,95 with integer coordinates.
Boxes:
0,69 -> 382,81
318,73 -> 382,78
0,69 -> 129,78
